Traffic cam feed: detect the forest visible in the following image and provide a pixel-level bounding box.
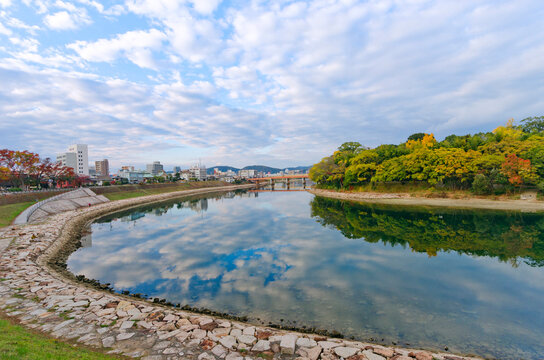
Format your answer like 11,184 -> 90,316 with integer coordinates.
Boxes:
309,117 -> 544,194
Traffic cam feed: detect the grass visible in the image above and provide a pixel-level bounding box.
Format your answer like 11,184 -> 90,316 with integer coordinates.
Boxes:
103,181 -> 230,201
0,318 -> 121,360
0,202 -> 34,228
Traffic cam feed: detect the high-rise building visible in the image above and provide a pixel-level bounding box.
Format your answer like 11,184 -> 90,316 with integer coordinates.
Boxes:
146,161 -> 164,175
57,144 -> 88,176
95,159 -> 109,178
173,166 -> 181,173
68,144 -> 89,176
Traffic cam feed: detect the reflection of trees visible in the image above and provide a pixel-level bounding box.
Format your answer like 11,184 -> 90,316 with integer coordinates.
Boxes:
96,191 -> 250,224
310,196 -> 544,267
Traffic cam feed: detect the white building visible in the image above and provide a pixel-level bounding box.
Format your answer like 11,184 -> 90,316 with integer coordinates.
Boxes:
190,164 -> 207,180
57,144 -> 89,176
239,169 -> 257,178
68,144 -> 89,176
56,152 -> 77,172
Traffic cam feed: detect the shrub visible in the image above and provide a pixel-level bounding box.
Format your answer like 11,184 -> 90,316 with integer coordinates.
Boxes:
472,174 -> 492,195
537,181 -> 544,193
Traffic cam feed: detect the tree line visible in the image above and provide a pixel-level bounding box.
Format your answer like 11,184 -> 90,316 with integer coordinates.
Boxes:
309,117 -> 544,194
0,149 -> 77,190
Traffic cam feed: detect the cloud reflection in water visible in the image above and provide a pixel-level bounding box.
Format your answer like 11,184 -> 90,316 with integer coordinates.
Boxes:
68,191 -> 544,359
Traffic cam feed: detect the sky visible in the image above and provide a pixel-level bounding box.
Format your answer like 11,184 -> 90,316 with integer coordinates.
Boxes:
0,0 -> 543,171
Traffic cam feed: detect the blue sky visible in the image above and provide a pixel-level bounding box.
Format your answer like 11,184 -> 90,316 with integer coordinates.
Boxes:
0,0 -> 543,170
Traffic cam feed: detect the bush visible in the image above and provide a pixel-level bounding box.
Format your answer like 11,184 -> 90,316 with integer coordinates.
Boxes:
7,187 -> 22,192
472,174 -> 492,195
537,181 -> 544,193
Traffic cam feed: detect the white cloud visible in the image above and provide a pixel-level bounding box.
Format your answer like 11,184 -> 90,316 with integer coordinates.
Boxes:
188,0 -> 221,15
1,0 -> 544,167
0,22 -> 12,36
44,10 -> 91,30
67,29 -> 166,69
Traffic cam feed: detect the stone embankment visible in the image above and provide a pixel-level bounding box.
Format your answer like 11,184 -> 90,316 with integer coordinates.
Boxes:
13,187 -> 109,224
0,185 -> 480,360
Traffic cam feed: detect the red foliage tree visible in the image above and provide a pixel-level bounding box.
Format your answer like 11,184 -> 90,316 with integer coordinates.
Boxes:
501,154 -> 532,186
1,149 -> 77,189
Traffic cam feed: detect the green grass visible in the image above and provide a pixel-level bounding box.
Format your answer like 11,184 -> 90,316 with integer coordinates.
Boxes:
103,181 -> 229,201
0,318 -> 121,360
0,202 -> 34,228
104,190 -> 152,201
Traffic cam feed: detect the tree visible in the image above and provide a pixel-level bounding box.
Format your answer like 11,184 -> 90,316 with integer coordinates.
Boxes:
520,116 -> 544,134
406,133 -> 436,150
0,149 -> 40,188
501,154 -> 535,186
345,150 -> 379,184
32,157 -> 54,188
407,133 -> 426,142
337,142 -> 363,154
309,156 -> 344,187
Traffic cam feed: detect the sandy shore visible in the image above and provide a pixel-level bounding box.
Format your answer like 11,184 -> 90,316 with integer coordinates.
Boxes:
308,188 -> 544,212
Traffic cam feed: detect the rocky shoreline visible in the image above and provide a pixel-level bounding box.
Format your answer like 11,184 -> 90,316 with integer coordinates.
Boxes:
309,188 -> 544,212
0,185 -> 481,360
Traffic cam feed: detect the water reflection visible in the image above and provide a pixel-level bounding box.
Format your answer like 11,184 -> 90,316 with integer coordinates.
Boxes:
310,196 -> 544,268
67,191 -> 544,359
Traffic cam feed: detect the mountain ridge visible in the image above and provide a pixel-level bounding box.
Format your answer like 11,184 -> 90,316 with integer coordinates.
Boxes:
206,165 -> 311,175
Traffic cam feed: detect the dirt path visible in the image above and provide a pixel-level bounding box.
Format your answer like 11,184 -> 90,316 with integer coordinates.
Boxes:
308,188 -> 544,212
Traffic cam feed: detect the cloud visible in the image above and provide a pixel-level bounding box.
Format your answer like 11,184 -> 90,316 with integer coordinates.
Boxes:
188,0 -> 221,15
1,0 -> 544,168
44,10 -> 90,30
67,29 -> 166,69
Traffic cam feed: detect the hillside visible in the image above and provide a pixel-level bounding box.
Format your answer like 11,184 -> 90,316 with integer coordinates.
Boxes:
207,165 -> 311,175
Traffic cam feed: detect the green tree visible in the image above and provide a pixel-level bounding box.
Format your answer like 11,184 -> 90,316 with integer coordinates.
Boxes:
520,116 -> 544,133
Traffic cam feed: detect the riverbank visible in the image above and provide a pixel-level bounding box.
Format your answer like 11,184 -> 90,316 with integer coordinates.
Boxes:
309,188 -> 544,212
0,184 -> 480,360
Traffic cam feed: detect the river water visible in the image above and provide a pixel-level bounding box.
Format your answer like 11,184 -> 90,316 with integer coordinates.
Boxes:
67,190 -> 544,359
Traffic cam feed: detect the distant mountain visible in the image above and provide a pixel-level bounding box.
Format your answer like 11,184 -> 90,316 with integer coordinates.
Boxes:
285,166 -> 311,172
241,165 -> 282,173
206,165 -> 311,175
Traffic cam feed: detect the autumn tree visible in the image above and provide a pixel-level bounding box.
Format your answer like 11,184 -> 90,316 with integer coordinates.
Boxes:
501,154 -> 535,186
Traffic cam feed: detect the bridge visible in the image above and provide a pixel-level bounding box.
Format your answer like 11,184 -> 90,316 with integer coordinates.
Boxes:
248,174 -> 310,189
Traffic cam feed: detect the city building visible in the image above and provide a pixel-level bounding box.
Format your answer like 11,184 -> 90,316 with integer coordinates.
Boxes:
56,152 -> 77,172
146,161 -> 164,175
189,163 -> 207,180
95,159 -> 109,178
118,169 -> 147,183
180,170 -> 191,181
239,169 -> 257,178
70,144 -> 89,176
173,166 -> 181,173
57,144 -> 88,176
121,165 -> 135,172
